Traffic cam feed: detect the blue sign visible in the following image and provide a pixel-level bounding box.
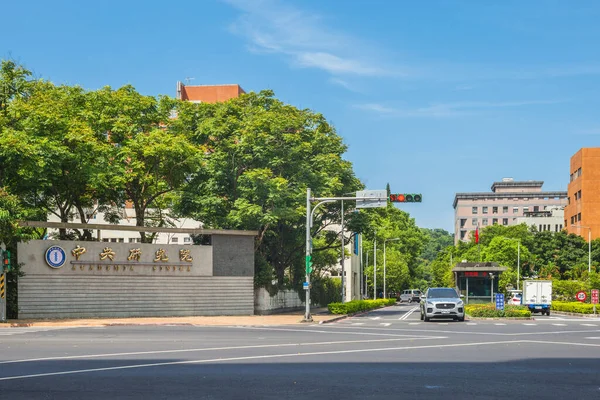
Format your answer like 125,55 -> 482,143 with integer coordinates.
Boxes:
303,282 -> 309,290
45,246 -> 66,269
495,293 -> 505,311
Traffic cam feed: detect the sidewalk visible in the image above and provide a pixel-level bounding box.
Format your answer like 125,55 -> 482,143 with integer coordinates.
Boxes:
0,308 -> 345,328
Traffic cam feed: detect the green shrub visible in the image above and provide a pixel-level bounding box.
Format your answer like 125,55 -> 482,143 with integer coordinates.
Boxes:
552,301 -> 596,314
465,304 -> 531,318
552,280 -> 589,302
328,298 -> 396,315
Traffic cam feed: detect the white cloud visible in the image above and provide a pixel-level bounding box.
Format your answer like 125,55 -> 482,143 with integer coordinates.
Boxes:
356,99 -> 566,118
224,0 -> 394,77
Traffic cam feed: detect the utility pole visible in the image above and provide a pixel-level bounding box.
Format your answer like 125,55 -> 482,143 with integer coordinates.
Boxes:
304,188 -> 312,322
373,231 -> 377,299
341,200 -> 345,303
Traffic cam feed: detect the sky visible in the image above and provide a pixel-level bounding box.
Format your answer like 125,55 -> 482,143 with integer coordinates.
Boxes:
3,0 -> 600,233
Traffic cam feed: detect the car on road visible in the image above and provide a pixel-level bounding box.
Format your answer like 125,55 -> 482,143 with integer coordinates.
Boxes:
420,287 -> 465,322
508,291 -> 522,305
400,289 -> 422,303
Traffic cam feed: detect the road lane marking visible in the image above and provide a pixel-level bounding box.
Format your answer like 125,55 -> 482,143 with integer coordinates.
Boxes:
522,323 -> 537,326
0,327 -> 73,336
466,323 -> 477,326
0,340 -> 520,381
316,324 -> 600,337
380,323 -> 391,327
552,323 -> 567,326
370,317 -> 381,320
399,306 -> 419,320
581,324 -> 598,327
0,335 -> 448,366
584,337 -> 600,339
494,323 -> 506,326
351,323 -> 365,326
408,322 -> 421,325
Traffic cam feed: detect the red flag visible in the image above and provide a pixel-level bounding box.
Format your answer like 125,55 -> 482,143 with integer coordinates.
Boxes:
475,226 -> 479,244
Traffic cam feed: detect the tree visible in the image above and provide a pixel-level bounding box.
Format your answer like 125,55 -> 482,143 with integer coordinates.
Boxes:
175,90 -> 362,286
92,86 -> 200,243
0,82 -> 112,239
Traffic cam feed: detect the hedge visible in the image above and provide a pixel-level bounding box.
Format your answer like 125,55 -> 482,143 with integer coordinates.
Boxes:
465,304 -> 531,318
552,301 -> 597,314
328,298 -> 396,315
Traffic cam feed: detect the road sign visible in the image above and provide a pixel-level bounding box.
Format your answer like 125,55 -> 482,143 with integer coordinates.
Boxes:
303,282 -> 309,290
356,190 -> 387,209
576,291 -> 587,302
495,293 -> 504,311
592,289 -> 599,304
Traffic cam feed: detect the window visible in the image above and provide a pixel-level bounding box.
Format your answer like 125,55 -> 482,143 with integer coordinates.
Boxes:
110,238 -> 117,243
559,224 -> 563,230
492,218 -> 498,225
578,167 -> 582,177
482,206 -> 488,214
578,213 -> 582,222
472,218 -> 478,226
171,237 -> 179,243
523,207 -> 529,213
460,219 -> 466,227
184,237 -> 191,243
555,224 -> 559,232
492,206 -> 498,214
578,190 -> 582,200
539,224 -> 542,232
533,206 -> 539,212
482,218 -> 488,226
118,238 -> 124,243
513,207 -> 519,214
513,218 -> 517,222
472,207 -> 478,214
571,216 -> 575,224
503,218 -> 508,226
503,206 -> 508,213
460,231 -> 467,240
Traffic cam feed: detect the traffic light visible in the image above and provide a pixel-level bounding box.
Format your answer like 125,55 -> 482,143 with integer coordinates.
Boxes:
305,254 -> 313,274
1,249 -> 11,272
389,193 -> 422,203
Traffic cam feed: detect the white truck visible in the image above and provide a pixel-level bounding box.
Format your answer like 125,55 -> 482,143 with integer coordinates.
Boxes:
522,280 -> 552,316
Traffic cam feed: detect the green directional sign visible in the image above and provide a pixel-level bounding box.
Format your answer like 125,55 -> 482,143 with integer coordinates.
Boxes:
305,255 -> 313,274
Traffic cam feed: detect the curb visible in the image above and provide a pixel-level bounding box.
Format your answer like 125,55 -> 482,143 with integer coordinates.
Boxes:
550,311 -> 600,318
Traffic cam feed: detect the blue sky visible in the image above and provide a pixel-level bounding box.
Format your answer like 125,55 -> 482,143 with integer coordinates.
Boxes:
3,0 -> 600,233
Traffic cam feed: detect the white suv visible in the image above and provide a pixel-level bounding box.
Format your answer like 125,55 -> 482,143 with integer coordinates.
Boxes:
400,289 -> 422,303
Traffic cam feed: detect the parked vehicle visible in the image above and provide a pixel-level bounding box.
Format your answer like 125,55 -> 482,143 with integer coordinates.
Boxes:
400,289 -> 422,303
419,287 -> 465,322
507,290 -> 522,305
522,280 -> 552,316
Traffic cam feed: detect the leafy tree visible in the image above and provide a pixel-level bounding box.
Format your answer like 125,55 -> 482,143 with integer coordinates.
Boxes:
175,90 -> 362,286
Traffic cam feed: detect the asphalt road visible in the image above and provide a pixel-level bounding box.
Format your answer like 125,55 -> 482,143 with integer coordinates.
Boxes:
1,304 -> 599,399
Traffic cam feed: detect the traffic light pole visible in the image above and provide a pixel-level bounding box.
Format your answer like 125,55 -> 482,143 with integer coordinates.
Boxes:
303,190 -> 386,322
0,270 -> 6,322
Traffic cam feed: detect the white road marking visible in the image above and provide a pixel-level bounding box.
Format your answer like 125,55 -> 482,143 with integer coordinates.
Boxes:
399,306 -> 419,321
0,340 -> 520,381
466,323 -> 477,326
584,337 -> 600,339
0,335 -> 447,366
370,317 -> 381,320
318,324 -> 600,337
0,327 -> 73,336
380,323 -> 391,327
408,322 -> 421,325
351,323 -> 365,326
581,324 -> 598,327
552,323 -> 567,326
494,323 -> 506,326
522,323 -> 537,326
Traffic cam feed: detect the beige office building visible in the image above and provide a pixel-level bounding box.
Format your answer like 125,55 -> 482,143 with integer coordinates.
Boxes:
453,178 -> 567,244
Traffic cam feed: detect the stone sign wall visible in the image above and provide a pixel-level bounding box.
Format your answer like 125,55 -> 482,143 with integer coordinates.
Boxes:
17,235 -> 254,319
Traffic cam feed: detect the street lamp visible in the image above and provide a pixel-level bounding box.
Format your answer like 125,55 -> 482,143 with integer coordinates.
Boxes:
572,225 -> 591,274
506,238 -> 521,290
383,238 -> 401,298
489,272 -> 495,303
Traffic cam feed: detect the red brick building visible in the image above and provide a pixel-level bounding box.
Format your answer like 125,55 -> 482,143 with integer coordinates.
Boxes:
176,81 -> 245,103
